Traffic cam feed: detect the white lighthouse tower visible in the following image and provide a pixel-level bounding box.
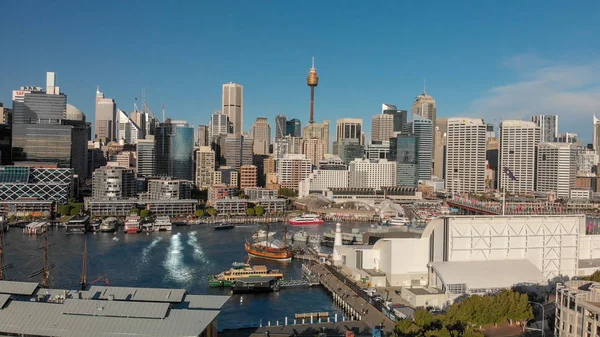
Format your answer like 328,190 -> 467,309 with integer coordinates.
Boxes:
332,223 -> 343,266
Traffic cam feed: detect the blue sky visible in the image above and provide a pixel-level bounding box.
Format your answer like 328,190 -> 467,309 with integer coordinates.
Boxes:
1,1 -> 599,142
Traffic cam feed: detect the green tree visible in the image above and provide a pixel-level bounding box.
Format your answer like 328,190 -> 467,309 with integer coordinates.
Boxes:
196,209 -> 205,217
57,205 -> 71,216
70,207 -> 80,216
424,327 -> 452,337
238,191 -> 247,199
585,270 -> 600,282
206,208 -> 217,216
254,205 -> 265,216
130,208 -> 140,215
414,309 -> 436,330
462,328 -> 484,337
140,209 -> 149,218
394,319 -> 420,337
278,188 -> 297,198
246,208 -> 255,216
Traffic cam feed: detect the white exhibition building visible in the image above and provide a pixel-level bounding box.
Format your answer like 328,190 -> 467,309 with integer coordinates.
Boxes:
335,215 -> 600,305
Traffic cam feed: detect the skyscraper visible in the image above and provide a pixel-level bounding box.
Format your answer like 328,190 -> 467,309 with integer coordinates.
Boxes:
251,117 -> 271,155
224,134 -> 253,170
536,142 -> 576,199
348,158 -> 396,189
594,115 -> 600,160
197,125 -> 209,147
394,135 -> 419,187
499,120 -> 540,193
136,137 -> 155,177
382,104 -> 407,132
445,118 -> 487,194
154,120 -> 194,181
94,87 -> 116,143
336,118 -> 363,145
209,111 -> 230,140
277,154 -> 312,190
531,115 -> 558,143
116,109 -> 140,144
371,113 -> 394,143
433,117 -> 448,179
307,57 -> 319,124
304,121 -> 330,154
275,114 -> 287,140
302,138 -> 324,167
412,89 -> 436,153
222,83 -> 243,134
286,119 -> 302,137
403,116 -> 433,181
196,146 -> 215,189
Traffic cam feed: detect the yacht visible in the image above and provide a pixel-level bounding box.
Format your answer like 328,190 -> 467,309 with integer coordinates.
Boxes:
153,216 -> 172,231
252,229 -> 276,240
99,217 -> 118,232
386,217 -> 410,226
289,214 -> 324,226
124,214 -> 141,234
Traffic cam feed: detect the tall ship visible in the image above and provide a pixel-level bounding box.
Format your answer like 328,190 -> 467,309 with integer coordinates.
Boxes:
208,262 -> 283,287
153,216 -> 172,232
99,217 -> 118,232
289,214 -> 324,226
124,214 -> 141,234
245,225 -> 293,261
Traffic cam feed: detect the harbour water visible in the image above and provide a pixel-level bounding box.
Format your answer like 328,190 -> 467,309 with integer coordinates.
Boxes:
2,221 -> 376,329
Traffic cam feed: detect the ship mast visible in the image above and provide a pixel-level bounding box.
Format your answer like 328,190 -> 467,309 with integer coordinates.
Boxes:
80,238 -> 87,290
0,230 -> 13,280
29,235 -> 55,288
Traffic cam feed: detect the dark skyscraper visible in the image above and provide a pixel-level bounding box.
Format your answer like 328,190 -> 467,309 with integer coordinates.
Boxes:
0,125 -> 11,165
275,114 -> 287,140
382,104 -> 408,132
285,119 -> 302,137
154,119 -> 194,181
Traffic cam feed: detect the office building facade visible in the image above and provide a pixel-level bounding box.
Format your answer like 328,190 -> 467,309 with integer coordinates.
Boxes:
277,154 -> 312,190
154,120 -> 194,181
240,164 -> 258,189
531,115 -> 558,143
433,117 -> 448,179
382,104 -> 407,133
394,135 -> 419,187
303,138 -> 324,167
275,114 -> 287,140
445,118 -> 487,194
334,139 -> 364,165
224,134 -> 253,170
209,111 -> 231,140
412,91 -> 436,153
94,87 -> 116,143
251,117 -> 271,155
304,121 -> 330,154
285,118 -> 302,138
136,137 -> 155,177
348,158 -> 396,189
536,142 -> 576,199
499,120 -> 540,193
366,141 -> 390,161
222,83 -> 243,134
0,165 -> 73,204
336,118 -> 363,145
92,166 -> 137,200
197,125 -> 209,147
371,113 -> 395,143
404,116 -> 433,181
196,146 -> 215,189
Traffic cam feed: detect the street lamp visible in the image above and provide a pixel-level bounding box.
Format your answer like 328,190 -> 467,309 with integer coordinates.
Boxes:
525,301 -> 545,337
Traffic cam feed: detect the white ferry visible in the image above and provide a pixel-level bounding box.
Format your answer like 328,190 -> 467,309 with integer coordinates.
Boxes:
289,214 -> 324,226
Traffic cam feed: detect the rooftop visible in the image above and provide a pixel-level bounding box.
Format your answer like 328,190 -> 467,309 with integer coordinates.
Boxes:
0,280 -> 39,296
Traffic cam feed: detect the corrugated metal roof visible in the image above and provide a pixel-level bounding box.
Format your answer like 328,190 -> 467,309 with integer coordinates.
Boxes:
62,299 -> 170,319
178,294 -> 230,310
0,294 -> 10,309
87,286 -> 186,303
0,280 -> 39,295
0,300 -> 219,337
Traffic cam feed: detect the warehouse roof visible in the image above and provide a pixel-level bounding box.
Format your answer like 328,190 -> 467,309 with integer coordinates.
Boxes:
429,260 -> 546,290
87,286 -> 186,303
0,280 -> 39,296
177,294 -> 231,310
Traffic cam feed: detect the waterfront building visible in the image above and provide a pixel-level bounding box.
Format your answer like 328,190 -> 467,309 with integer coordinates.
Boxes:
208,111 -> 230,140
0,165 -> 73,204
145,177 -> 193,200
499,120 -> 540,193
208,184 -> 237,201
136,137 -> 155,177
302,138 -> 324,167
214,167 -> 239,187
239,164 -> 258,189
394,135 -> 419,187
412,89 -> 437,153
371,113 -> 394,143
536,142 -> 576,199
273,136 -> 303,161
277,154 -> 312,190
285,118 -> 302,138
275,114 -> 287,140
94,86 -> 116,143
433,117 -> 447,179
304,121 -> 330,154
531,114 -> 558,143
298,169 -> 349,198
336,118 -> 363,146
445,117 -> 487,194
92,166 -> 136,200
251,198 -> 287,213
244,187 -> 277,200
224,134 -> 253,170
251,117 -> 271,155
382,104 -> 407,133
215,198 -> 247,215
348,158 -> 396,189
154,119 -> 194,181
197,124 -> 209,147
222,83 -> 243,134
196,146 -> 215,189
403,116 -> 433,181
366,141 -> 390,161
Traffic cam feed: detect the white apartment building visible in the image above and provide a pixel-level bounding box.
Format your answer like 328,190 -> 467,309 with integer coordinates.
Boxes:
302,138 -> 324,167
576,147 -> 597,174
445,117 -> 487,194
196,146 -> 215,189
277,154 -> 312,190
536,142 -> 576,199
531,114 -> 558,143
298,169 -> 349,197
348,158 -> 396,189
499,120 -> 540,193
371,114 -> 394,143
273,136 -> 303,161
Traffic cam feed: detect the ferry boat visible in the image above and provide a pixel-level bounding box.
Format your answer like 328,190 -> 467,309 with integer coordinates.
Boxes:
153,216 -> 172,231
385,217 -> 410,226
66,214 -> 89,234
141,222 -> 154,233
289,214 -> 324,226
208,262 -> 283,287
124,215 -> 141,234
24,221 -> 49,235
99,217 -> 118,232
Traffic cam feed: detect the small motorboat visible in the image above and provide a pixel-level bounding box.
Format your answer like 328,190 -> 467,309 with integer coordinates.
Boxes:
213,223 -> 235,230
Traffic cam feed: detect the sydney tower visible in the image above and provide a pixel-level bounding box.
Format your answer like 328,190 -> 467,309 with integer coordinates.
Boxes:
307,57 -> 319,124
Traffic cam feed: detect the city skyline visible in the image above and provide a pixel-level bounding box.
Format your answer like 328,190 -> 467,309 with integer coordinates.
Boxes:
0,2 -> 598,142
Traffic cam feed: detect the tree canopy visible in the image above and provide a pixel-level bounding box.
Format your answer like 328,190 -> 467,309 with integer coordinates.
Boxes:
140,209 -> 149,218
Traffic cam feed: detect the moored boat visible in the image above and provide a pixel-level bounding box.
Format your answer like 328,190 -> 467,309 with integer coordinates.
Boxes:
154,216 -> 172,231
385,216 -> 410,226
208,262 -> 283,287
289,214 -> 324,226
99,217 -> 118,232
124,214 -> 141,234
289,230 -> 322,244
252,229 -> 276,239
213,223 -> 235,230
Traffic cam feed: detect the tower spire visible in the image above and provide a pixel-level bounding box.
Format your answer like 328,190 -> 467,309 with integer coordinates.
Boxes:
312,56 -> 315,68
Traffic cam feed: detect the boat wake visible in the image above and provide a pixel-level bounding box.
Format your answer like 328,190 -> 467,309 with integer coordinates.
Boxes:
187,231 -> 208,263
164,233 -> 192,284
141,237 -> 162,265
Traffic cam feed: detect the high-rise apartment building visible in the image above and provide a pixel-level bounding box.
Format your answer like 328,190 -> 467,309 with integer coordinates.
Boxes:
536,142 -> 576,199
154,120 -> 194,181
556,132 -> 578,144
209,111 -> 230,140
382,104 -> 407,133
240,165 -> 258,189
555,280 -> 600,337
412,90 -> 436,152
195,146 -> 215,189
197,125 -> 209,147
302,138 -> 324,167
222,83 -> 243,134
94,87 -> 116,143
336,118 -> 363,145
273,136 -> 303,161
371,113 -> 394,143
277,154 -> 312,190
224,134 -> 253,170
498,120 -> 540,193
304,121 -> 330,154
275,114 -> 287,140
251,117 -> 271,155
348,158 -> 396,189
298,169 -> 349,198
433,117 -> 448,179
136,137 -> 155,177
116,109 -> 140,144
394,135 -> 419,187
92,166 -> 137,200
146,177 -> 192,200
445,118 -> 487,194
403,116 -> 433,181
531,115 -> 558,143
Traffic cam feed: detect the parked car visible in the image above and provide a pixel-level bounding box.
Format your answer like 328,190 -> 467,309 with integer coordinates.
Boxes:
363,288 -> 376,296
372,295 -> 384,302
